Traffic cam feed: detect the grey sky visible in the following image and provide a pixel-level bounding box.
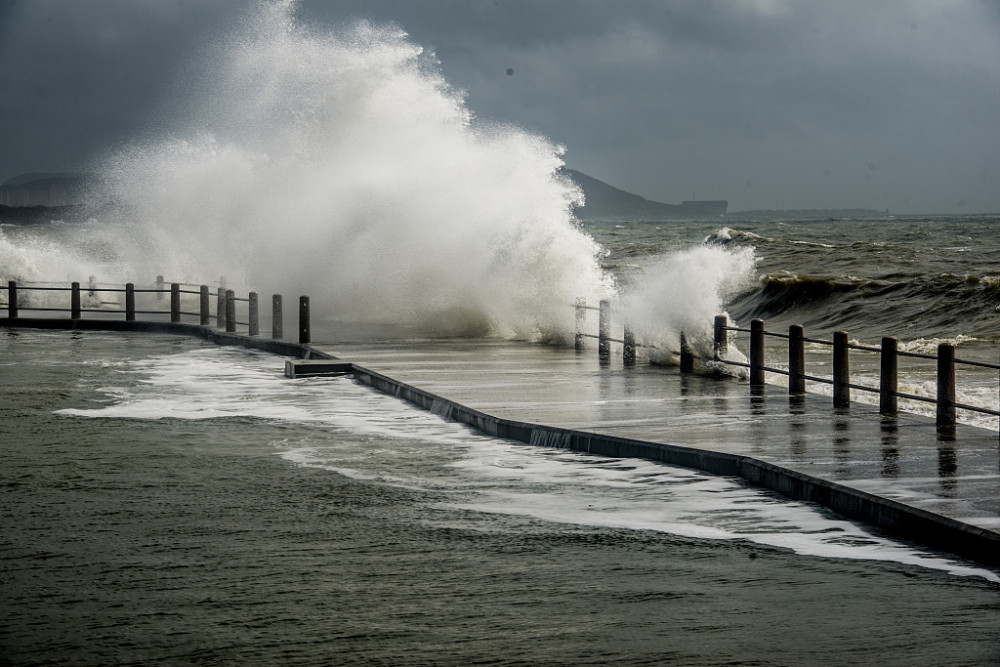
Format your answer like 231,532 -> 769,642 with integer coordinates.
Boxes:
1,0 -> 998,213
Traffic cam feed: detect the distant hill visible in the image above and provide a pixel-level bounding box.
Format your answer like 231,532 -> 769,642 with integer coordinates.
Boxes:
0,172 -> 96,207
564,169 -> 727,219
726,208 -> 890,219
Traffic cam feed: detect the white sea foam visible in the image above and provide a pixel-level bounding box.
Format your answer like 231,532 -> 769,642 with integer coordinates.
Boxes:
619,244 -> 757,365
59,346 -> 1000,582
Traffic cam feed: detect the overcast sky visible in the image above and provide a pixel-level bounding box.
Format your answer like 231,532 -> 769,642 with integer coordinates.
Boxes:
1,0 -> 998,213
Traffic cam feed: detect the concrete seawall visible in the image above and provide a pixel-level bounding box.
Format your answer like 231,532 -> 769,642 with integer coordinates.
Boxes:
341,360 -> 1000,567
5,317 -> 999,569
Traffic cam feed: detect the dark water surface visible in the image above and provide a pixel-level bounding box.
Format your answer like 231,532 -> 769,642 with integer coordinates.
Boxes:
2,331 -> 999,665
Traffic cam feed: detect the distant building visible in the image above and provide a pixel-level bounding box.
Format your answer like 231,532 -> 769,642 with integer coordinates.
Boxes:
0,173 -> 94,207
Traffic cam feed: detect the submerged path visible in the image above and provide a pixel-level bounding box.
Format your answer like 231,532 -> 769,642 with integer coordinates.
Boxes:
306,335 -> 1000,568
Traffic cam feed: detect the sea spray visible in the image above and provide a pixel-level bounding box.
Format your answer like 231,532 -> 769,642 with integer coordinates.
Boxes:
89,4 -> 613,339
618,243 -> 757,364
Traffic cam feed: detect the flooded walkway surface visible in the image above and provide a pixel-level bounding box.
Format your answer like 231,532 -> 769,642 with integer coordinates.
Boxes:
317,337 -> 1000,540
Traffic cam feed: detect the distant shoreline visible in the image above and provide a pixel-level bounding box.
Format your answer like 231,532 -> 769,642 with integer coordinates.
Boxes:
0,204 -> 92,225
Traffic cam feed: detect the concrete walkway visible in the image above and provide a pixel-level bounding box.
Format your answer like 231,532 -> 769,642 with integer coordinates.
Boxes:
312,336 -> 1000,566
5,315 -> 998,565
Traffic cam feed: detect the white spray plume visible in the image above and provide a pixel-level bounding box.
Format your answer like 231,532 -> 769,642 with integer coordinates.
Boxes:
92,3 -> 613,340
620,244 -> 757,363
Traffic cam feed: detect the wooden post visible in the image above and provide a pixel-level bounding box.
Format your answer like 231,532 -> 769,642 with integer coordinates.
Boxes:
248,292 -> 259,336
7,281 -> 16,318
126,283 -> 135,321
170,283 -> 181,323
680,332 -> 694,373
575,298 -> 586,351
788,324 -> 805,394
936,343 -> 956,428
217,287 -> 225,329
199,286 -> 210,326
713,315 -> 728,360
299,296 -> 310,345
833,330 -> 850,408
750,318 -> 765,388
880,336 -> 898,415
225,290 -> 236,333
272,294 -> 283,339
598,299 -> 610,361
623,326 -> 636,366
71,282 -> 81,319
156,275 -> 164,300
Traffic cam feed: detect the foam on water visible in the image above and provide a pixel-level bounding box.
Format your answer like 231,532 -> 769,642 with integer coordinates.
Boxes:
58,346 -> 999,582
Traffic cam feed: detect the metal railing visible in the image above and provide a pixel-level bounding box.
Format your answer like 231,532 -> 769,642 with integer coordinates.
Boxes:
573,299 -> 999,430
3,277 -> 316,344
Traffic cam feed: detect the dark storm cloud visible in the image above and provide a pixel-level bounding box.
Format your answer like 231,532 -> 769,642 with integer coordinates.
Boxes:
0,0 -> 245,178
2,0 -> 998,213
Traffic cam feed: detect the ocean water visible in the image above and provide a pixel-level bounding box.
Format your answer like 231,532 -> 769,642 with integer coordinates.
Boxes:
2,329 -> 999,665
584,214 -> 1000,429
3,4 -> 1000,662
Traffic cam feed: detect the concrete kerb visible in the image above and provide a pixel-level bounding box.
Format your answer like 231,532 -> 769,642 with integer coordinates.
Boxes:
0,317 -> 335,360
345,360 -> 1000,568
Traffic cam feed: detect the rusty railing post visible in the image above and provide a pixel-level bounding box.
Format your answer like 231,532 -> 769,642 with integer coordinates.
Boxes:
225,289 -> 236,333
272,294 -> 283,339
299,296 -> 310,344
199,286 -> 210,326
623,326 -> 636,366
833,330 -> 850,408
71,281 -> 81,319
713,315 -> 728,360
598,299 -> 610,361
170,283 -> 181,323
750,318 -> 765,389
788,324 -> 805,395
936,343 -> 956,428
126,283 -> 135,321
248,292 -> 259,336
7,281 -> 17,318
880,336 -> 897,415
575,298 -> 586,351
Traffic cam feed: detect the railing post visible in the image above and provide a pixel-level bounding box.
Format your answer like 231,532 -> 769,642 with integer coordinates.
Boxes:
299,296 -> 310,345
272,294 -> 283,339
936,343 -> 956,428
225,289 -> 236,333
833,330 -> 850,408
788,324 -> 805,395
598,299 -> 610,361
713,315 -> 728,360
126,283 -> 135,321
680,332 -> 694,373
217,287 -> 225,329
71,282 -> 81,319
170,283 -> 181,323
750,318 -> 765,388
156,275 -> 164,301
880,336 -> 898,415
7,281 -> 17,318
623,326 -> 636,366
575,297 -> 586,351
248,292 -> 259,336
199,285 -> 210,326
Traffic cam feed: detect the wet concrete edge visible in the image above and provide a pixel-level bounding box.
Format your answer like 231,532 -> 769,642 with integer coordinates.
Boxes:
0,318 -> 337,360
348,363 -> 1000,568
